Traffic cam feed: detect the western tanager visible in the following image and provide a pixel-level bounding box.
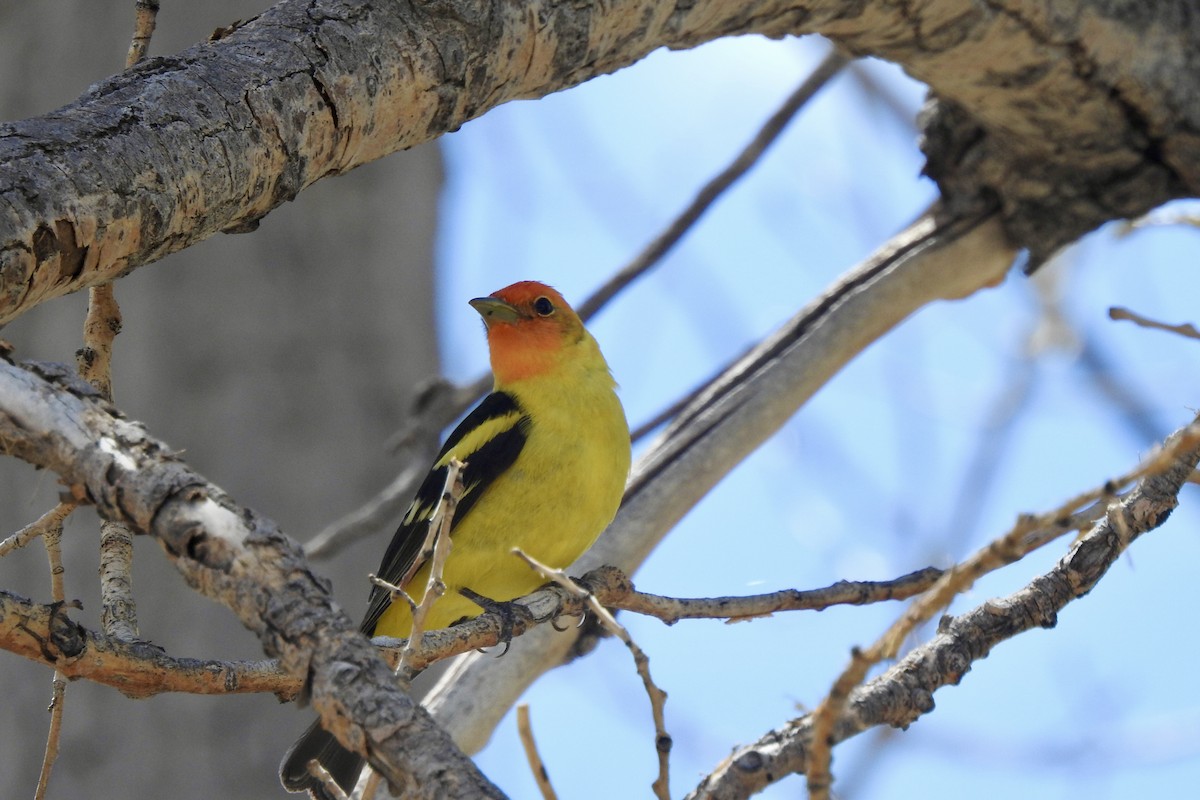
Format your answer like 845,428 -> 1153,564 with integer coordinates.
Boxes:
280,281 -> 630,798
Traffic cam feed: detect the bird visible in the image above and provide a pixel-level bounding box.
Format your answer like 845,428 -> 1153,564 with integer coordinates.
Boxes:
280,280 -> 631,798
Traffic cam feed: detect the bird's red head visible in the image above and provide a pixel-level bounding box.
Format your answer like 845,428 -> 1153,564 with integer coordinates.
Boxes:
470,281 -> 586,384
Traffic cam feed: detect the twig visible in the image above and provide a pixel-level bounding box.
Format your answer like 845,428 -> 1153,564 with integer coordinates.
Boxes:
76,284 -> 121,400
305,457 -> 431,559
306,759 -> 351,800
397,458 -> 464,678
0,503 -> 75,558
35,672 -> 67,800
34,509 -> 69,800
80,284 -> 140,640
575,48 -> 850,322
359,460 -> 464,800
516,704 -> 559,800
78,248 -> 138,642
0,562 -> 936,700
515,550 -> 672,800
126,0 -> 160,67
1108,306 -> 1200,341
804,418 -> 1200,800
607,565 -> 944,623
0,588 -> 298,699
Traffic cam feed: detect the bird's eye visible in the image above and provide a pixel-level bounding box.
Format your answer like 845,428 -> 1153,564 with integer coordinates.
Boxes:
533,296 -> 555,316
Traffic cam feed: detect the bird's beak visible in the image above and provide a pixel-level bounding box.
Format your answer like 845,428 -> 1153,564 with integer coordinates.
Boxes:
469,296 -> 522,328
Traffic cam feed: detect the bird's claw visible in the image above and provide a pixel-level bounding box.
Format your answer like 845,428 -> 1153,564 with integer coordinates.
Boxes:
460,587 -> 523,654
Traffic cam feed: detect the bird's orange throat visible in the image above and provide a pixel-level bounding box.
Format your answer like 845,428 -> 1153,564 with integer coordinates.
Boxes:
486,320 -> 576,384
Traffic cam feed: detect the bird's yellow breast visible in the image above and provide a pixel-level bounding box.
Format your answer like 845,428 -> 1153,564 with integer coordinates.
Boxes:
375,341 -> 629,638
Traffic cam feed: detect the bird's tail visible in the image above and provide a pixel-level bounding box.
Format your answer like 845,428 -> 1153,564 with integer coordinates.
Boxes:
279,720 -> 365,799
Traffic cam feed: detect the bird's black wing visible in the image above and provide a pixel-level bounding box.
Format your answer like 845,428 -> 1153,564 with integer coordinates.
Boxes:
359,390 -> 530,635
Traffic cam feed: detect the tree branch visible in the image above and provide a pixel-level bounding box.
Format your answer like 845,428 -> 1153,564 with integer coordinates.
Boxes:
0,555 -> 939,701
0,356 -> 502,800
687,416 -> 1200,799
2,0 -> 1194,321
0,588 -> 299,700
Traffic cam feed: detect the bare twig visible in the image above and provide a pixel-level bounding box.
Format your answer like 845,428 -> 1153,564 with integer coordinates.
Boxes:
76,283 -> 121,400
77,241 -> 139,643
516,550 -> 672,800
35,672 -> 67,800
606,565 -> 944,623
397,458 -> 464,677
1109,306 -> 1200,341
0,503 -> 75,558
516,705 -> 559,800
358,460 -> 464,800
126,0 -> 160,67
99,521 -> 138,640
803,418 -> 1200,800
576,48 -> 850,321
306,760 -> 351,800
34,509 -> 69,800
0,561 -> 935,701
305,457 -> 431,559
0,588 -> 298,699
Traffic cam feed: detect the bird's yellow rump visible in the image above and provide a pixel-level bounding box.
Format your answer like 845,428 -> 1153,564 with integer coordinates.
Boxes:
281,280 -> 630,799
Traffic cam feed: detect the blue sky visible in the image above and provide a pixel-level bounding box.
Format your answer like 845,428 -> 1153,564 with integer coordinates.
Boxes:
431,35 -> 1200,800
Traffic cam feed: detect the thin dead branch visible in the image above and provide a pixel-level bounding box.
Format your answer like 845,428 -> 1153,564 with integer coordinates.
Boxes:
516,550 -> 672,800
0,503 -> 76,558
516,705 -> 559,800
1109,306 -> 1200,341
126,0 -> 160,67
34,509 -> 69,800
691,415 -> 1200,799
397,458 -> 464,679
575,48 -> 850,322
805,419 -> 1200,799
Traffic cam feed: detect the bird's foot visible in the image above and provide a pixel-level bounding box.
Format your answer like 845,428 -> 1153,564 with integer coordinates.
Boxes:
458,587 -> 530,655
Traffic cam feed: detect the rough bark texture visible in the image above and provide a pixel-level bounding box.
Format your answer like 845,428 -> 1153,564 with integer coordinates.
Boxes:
0,4 -> 442,795
0,357 -> 501,800
1,0 -> 1196,323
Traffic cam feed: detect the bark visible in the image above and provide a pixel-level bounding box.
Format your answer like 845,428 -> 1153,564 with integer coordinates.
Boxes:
1,0 -> 1197,324
0,356 -> 501,800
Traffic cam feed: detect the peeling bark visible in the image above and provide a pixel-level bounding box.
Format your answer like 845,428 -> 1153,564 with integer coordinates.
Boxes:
1,0 -> 1197,323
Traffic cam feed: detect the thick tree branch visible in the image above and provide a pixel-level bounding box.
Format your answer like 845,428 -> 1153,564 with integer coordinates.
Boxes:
2,0 -> 1196,322
0,357 -> 502,800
